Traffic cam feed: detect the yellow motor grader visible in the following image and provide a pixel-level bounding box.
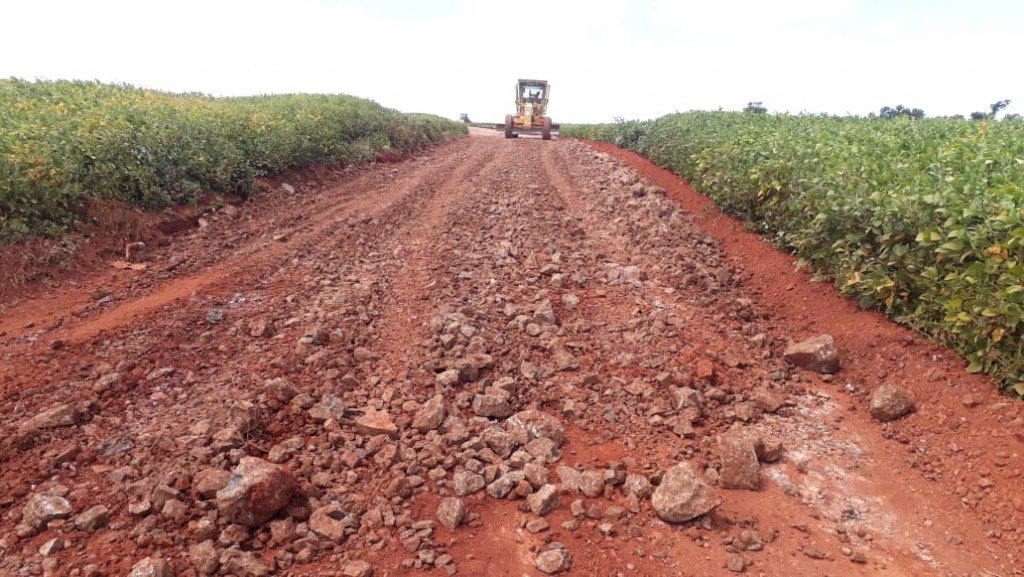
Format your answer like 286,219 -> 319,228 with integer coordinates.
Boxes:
499,79 -> 558,139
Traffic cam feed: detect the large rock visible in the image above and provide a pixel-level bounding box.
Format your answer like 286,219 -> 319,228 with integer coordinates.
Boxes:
193,468 -> 232,499
869,384 -> 915,422
342,560 -> 373,577
74,504 -> 110,531
623,474 -> 653,499
309,504 -> 355,542
578,470 -> 605,498
216,457 -> 296,527
533,299 -> 558,325
535,547 -> 572,574
504,410 -> 564,446
412,395 -> 446,433
472,394 -> 512,418
308,394 -> 347,422
219,550 -> 269,577
651,462 -> 719,523
436,497 -> 466,530
527,484 -> 559,515
129,557 -> 175,577
189,540 -> 220,575
718,434 -> 761,490
353,408 -> 398,438
18,404 -> 83,436
23,493 -> 73,529
453,471 -> 485,496
783,334 -> 840,374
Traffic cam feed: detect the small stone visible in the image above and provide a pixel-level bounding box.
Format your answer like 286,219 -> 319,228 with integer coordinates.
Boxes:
308,394 -> 347,422
193,468 -> 232,499
505,410 -> 564,446
753,436 -> 784,463
527,484 -> 560,515
453,471 -> 486,496
189,540 -> 220,575
436,497 -> 466,530
526,519 -> 550,533
74,504 -> 110,531
525,436 -> 561,463
248,318 -> 275,338
535,548 -> 573,574
342,560 -> 373,577
128,557 -> 174,577
215,457 -> 297,527
472,394 -> 512,418
39,537 -> 64,556
726,554 -> 747,573
413,395 -> 447,433
719,433 -> 761,490
219,550 -> 269,576
436,369 -> 461,387
482,427 -> 519,458
309,504 -> 354,542
651,462 -> 719,523
869,384 -> 915,422
353,408 -> 398,438
22,493 -> 73,529
624,474 -> 653,499
578,470 -> 605,498
17,404 -> 83,436
783,334 -> 840,374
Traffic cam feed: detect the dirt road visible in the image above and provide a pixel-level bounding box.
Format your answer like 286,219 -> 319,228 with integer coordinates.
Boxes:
1,133 -> 1022,577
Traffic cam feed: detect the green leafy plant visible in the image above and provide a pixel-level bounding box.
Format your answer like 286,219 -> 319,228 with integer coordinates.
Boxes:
0,79 -> 466,242
563,113 -> 1024,395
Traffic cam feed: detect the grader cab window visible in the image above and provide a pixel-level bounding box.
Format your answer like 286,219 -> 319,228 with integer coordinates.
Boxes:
521,84 -> 545,103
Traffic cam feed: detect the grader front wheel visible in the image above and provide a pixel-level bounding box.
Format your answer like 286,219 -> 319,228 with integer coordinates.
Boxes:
541,117 -> 552,140
504,115 -> 515,139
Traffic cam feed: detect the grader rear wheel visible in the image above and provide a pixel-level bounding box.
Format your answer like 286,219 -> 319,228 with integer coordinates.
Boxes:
541,117 -> 552,140
504,114 -> 515,139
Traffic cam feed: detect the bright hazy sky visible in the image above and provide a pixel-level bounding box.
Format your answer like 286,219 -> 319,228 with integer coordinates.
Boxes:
2,0 -> 1022,123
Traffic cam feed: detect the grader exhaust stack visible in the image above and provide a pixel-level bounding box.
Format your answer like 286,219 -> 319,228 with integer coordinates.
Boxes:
498,79 -> 559,139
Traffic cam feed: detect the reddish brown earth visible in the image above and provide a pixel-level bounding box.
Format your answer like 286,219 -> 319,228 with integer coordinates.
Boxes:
0,133 -> 1021,577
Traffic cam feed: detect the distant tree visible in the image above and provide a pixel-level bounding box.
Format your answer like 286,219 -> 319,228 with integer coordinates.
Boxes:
1004,113 -> 1023,121
879,105 -> 924,120
970,111 -> 989,121
990,99 -> 1011,117
743,101 -> 767,114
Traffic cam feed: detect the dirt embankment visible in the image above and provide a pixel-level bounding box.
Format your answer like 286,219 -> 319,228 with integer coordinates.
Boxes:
0,134 -> 1020,577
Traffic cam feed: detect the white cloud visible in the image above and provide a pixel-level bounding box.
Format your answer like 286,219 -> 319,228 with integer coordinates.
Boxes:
1,0 -> 1021,122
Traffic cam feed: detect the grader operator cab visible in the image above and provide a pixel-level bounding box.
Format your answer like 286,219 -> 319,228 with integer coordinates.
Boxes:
499,79 -> 558,139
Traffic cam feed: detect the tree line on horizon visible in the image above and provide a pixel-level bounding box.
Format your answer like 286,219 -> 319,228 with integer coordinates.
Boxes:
741,99 -> 1019,120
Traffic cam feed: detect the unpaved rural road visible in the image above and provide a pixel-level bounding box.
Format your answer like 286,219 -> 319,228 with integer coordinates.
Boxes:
1,132 -> 1022,577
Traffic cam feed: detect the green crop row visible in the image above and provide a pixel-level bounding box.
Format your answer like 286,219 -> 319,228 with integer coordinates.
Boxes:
563,114 -> 1024,394
0,79 -> 466,241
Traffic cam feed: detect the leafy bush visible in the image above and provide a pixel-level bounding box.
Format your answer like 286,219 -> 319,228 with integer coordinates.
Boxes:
563,113 -> 1024,394
0,79 -> 466,241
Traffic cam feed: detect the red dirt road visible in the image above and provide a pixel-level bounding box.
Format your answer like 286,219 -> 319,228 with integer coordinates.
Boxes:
0,134 -> 1021,577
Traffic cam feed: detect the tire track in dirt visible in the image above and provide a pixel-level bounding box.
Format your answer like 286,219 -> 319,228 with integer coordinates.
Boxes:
0,139 -> 480,345
370,139 -> 511,370
0,134 -> 1020,577
546,140 -> 1020,576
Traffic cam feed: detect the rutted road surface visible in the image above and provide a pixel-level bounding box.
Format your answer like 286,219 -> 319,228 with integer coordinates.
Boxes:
1,133 -> 1022,577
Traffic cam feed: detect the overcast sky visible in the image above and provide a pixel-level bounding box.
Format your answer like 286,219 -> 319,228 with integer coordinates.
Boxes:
2,0 -> 1022,123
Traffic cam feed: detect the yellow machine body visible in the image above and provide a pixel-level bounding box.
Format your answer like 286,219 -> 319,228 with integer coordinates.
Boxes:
500,79 -> 558,139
